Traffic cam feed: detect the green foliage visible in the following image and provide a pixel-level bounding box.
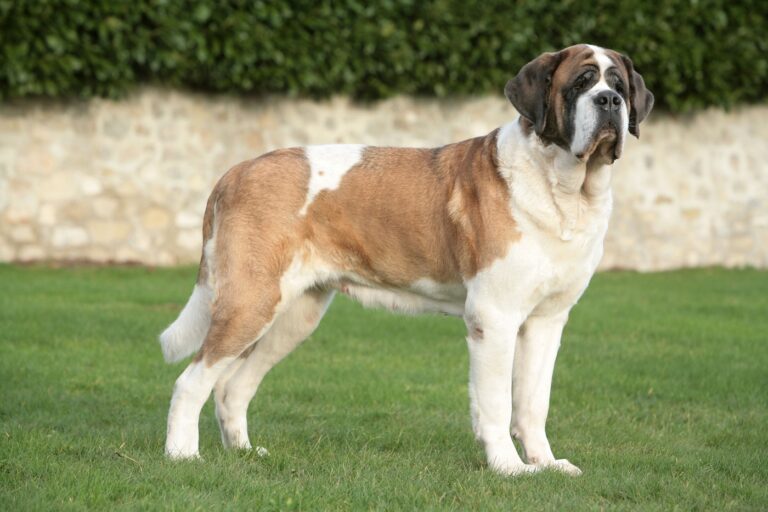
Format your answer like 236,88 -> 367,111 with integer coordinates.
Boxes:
1,0 -> 767,111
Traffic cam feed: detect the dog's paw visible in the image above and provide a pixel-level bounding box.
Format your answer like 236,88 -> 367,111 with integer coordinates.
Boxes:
165,449 -> 201,461
548,458 -> 582,476
254,446 -> 269,457
490,460 -> 539,476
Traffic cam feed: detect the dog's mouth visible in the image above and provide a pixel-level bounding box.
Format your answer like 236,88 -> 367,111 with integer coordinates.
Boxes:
575,123 -> 622,163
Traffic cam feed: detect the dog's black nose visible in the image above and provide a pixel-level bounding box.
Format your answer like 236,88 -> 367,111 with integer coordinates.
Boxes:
594,90 -> 622,111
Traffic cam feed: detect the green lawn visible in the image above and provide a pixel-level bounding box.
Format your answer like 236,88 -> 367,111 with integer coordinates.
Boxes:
1,265 -> 766,511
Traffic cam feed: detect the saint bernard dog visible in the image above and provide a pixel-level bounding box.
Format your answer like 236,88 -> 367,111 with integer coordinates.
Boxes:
159,44 -> 653,476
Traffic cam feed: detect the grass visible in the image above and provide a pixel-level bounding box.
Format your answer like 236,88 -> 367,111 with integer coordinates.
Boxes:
0,264 -> 766,511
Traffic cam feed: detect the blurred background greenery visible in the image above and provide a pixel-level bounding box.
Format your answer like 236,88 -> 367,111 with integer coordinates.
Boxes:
1,0 -> 766,111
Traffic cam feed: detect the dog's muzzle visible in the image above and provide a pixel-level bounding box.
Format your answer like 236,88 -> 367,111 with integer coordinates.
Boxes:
592,90 -> 624,161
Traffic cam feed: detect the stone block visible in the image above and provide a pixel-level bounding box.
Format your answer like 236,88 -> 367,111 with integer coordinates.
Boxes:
176,229 -> 200,251
17,245 -> 44,261
142,207 -> 171,230
175,211 -> 200,229
51,226 -> 89,248
38,204 -> 57,226
9,225 -> 35,243
38,174 -> 78,202
92,197 -> 119,217
81,177 -> 103,195
88,221 -> 132,244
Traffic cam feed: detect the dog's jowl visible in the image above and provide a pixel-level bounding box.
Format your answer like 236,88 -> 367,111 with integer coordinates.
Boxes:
159,44 -> 653,475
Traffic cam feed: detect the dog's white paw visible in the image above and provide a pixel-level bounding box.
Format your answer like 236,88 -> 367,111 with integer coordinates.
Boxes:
165,448 -> 201,460
255,446 -> 269,457
548,458 -> 582,476
490,459 -> 538,476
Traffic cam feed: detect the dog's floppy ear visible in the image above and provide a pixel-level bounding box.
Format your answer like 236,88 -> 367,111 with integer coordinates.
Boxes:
504,50 -> 565,136
620,55 -> 654,138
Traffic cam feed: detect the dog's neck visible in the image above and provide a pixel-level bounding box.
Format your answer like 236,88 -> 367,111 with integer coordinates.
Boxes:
496,119 -> 613,240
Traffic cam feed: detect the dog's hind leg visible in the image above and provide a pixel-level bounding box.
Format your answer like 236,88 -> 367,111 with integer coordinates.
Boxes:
164,273 -> 288,459
214,289 -> 335,450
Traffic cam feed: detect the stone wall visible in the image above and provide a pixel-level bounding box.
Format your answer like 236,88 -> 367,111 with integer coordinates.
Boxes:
1,88 -> 766,270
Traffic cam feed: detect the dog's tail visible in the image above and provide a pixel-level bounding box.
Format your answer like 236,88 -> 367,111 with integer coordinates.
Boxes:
159,192 -> 218,364
159,284 -> 212,363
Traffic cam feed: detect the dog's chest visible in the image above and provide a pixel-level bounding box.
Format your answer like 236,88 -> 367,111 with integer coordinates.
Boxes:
468,182 -> 611,317
535,225 -> 604,289
507,195 -> 610,311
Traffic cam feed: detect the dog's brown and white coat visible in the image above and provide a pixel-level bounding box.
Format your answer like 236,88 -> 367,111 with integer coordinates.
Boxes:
160,44 -> 653,475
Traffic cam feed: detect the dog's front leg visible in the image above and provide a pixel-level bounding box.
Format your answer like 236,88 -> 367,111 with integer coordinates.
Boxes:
511,310 -> 582,475
465,307 -> 534,476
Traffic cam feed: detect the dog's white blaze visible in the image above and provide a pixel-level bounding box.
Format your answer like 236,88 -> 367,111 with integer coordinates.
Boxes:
588,44 -> 614,86
300,144 -> 365,215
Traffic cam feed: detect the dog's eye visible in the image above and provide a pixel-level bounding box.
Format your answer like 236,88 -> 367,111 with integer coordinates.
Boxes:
574,71 -> 595,90
614,78 -> 626,95
607,73 -> 625,94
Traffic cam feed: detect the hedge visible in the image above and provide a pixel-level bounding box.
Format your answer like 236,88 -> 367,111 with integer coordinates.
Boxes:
1,0 -> 767,112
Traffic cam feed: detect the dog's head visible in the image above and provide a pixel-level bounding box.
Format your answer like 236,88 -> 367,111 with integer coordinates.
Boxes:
505,44 -> 654,164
